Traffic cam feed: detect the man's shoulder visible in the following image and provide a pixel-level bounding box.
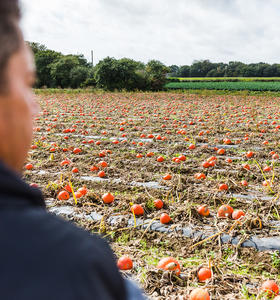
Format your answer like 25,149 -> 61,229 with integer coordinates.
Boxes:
5,206 -> 111,263
46,210 -> 112,266
0,208 -> 127,300
40,207 -> 108,247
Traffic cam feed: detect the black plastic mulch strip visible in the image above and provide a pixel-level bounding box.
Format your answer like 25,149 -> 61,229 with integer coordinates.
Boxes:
49,206 -> 280,252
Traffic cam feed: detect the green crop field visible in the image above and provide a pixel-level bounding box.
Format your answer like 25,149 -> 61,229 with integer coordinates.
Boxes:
168,77 -> 280,82
165,81 -> 280,91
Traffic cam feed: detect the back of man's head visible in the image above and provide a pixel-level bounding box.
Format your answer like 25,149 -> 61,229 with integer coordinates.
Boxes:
0,0 -> 38,173
0,0 -> 21,93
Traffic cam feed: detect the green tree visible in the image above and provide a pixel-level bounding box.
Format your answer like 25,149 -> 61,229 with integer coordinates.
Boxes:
50,55 -> 83,88
206,63 -> 227,77
82,67 -> 96,87
117,58 -> 146,90
70,66 -> 90,88
169,65 -> 179,76
94,57 -> 122,90
145,60 -> 169,90
190,60 -> 214,77
27,41 -> 92,88
272,64 -> 280,76
94,57 -> 147,91
75,54 -> 91,68
27,41 -> 47,54
206,69 -> 218,77
178,65 -> 190,77
225,61 -> 245,77
34,50 -> 62,87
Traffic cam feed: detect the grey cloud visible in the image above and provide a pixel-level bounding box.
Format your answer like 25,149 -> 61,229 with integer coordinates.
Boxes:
20,0 -> 280,65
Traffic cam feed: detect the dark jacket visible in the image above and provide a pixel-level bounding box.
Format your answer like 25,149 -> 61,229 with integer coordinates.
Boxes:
0,161 -> 127,300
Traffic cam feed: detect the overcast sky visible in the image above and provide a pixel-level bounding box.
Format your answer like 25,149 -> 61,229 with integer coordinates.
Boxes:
20,0 -> 280,66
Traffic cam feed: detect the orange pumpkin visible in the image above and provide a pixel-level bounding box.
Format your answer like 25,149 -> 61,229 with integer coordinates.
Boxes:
217,204 -> 233,218
197,267 -> 212,281
117,256 -> 133,270
102,193 -> 114,204
163,174 -> 172,180
57,191 -> 70,201
157,257 -> 180,275
189,288 -> 210,300
197,205 -> 210,217
260,280 -> 279,297
131,204 -> 144,216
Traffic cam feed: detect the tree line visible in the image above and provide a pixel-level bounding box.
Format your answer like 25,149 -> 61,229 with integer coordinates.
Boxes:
28,42 -> 168,91
28,42 -> 280,91
170,60 -> 280,78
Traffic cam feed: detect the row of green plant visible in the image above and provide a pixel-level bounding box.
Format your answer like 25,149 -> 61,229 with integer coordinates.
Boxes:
165,81 -> 280,91
168,77 -> 280,82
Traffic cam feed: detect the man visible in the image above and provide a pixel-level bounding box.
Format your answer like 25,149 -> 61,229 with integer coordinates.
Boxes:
0,1 -> 145,299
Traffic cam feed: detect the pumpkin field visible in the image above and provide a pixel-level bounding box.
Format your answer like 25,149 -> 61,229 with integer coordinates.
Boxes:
25,91 -> 280,299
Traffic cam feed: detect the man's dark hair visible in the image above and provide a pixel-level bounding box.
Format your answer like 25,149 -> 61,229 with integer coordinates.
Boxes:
0,0 -> 21,92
